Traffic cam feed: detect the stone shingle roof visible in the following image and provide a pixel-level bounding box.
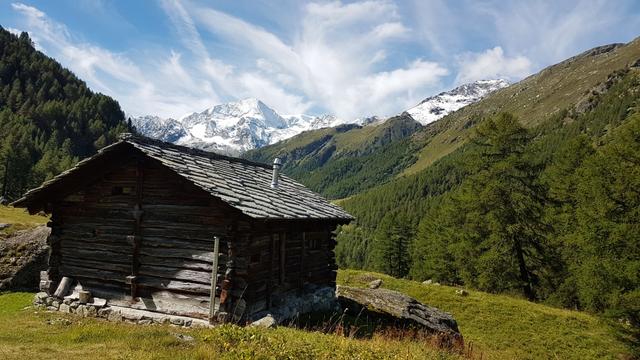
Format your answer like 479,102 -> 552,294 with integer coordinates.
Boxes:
13,134 -> 353,221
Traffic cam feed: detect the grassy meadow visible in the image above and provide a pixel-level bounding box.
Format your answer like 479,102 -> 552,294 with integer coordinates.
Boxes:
0,205 -> 48,238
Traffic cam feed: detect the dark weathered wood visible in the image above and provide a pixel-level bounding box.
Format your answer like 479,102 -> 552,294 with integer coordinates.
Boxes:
210,236 -> 220,322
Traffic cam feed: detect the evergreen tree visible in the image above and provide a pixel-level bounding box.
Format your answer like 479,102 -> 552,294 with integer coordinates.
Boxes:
369,213 -> 413,278
570,113 -> 640,324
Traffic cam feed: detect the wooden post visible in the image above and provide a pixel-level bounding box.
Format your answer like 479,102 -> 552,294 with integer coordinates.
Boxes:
53,276 -> 73,298
209,236 -> 220,324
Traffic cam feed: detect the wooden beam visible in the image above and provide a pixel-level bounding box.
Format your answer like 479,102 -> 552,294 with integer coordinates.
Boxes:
209,236 -> 220,324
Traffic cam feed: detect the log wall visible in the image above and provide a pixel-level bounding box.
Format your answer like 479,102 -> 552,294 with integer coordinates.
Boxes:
244,221 -> 339,316
46,153 -> 340,322
50,157 -> 242,319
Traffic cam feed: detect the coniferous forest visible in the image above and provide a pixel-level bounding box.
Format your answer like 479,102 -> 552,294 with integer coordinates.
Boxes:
336,69 -> 640,325
0,27 -> 130,201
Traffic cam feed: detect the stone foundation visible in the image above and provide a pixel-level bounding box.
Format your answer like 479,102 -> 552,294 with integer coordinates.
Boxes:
33,292 -> 211,328
251,285 -> 340,324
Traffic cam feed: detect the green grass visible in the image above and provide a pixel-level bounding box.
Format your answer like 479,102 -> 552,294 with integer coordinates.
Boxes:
0,271 -> 634,359
0,292 -> 459,360
0,205 -> 48,238
339,270 -> 635,360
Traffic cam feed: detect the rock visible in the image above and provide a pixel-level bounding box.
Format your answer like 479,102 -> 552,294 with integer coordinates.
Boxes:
107,311 -> 123,322
336,286 -> 461,338
84,306 -> 97,318
0,223 -> 9,230
98,307 -> 112,318
250,314 -> 277,328
174,333 -> 195,342
455,289 -> 469,297
76,305 -> 86,315
369,279 -> 383,289
423,280 -> 433,285
91,297 -> 107,308
78,290 -> 91,304
59,303 -> 71,313
170,318 -> 184,326
138,319 -> 153,325
35,292 -> 48,303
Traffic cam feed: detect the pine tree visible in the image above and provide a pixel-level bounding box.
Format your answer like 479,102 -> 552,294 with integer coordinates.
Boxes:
369,213 -> 413,278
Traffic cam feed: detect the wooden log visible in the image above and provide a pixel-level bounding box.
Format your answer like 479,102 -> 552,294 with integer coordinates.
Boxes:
136,276 -> 211,294
54,276 -> 73,298
137,264 -> 213,284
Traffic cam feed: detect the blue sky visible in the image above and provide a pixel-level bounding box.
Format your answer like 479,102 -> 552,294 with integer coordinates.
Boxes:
2,0 -> 639,119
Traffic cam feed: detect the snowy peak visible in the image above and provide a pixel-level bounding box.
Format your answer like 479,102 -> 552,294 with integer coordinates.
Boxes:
132,80 -> 508,154
132,99 -> 348,154
130,115 -> 186,143
407,79 -> 509,125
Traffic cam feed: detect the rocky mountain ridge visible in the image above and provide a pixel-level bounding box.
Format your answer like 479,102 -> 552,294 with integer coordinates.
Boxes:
132,80 -> 507,154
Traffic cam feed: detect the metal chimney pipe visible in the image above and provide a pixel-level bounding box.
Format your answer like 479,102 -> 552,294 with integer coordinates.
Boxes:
271,157 -> 282,188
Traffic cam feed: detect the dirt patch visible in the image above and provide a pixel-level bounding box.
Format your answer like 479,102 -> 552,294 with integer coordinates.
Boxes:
0,226 -> 50,291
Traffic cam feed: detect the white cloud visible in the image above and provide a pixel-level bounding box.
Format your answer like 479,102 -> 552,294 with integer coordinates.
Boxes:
11,1 -> 220,118
456,47 -> 531,84
12,0 -> 635,122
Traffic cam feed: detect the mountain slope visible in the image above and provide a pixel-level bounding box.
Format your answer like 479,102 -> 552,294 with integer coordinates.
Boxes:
407,79 -> 509,125
244,79 -> 507,198
0,27 -> 129,200
245,114 -> 422,199
404,39 -> 640,174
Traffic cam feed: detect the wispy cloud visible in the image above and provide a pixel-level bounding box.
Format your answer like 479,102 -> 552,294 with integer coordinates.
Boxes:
7,0 -> 639,120
11,2 -> 220,118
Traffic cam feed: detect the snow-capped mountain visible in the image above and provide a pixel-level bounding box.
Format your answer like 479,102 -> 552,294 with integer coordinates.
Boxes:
132,79 -> 509,154
131,115 -> 186,143
407,79 -> 509,125
131,98 -> 350,154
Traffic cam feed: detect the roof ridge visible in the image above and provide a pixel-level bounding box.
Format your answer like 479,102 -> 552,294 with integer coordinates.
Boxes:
121,133 -> 273,169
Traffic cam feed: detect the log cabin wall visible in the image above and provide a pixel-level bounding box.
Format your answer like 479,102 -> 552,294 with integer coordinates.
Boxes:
49,156 -> 247,320
244,221 -> 339,317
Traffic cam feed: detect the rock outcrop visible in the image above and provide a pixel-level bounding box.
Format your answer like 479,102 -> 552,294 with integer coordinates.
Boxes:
0,226 -> 50,291
336,285 -> 461,339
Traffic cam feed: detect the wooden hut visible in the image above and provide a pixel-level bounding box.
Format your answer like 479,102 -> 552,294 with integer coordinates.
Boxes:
13,134 -> 353,322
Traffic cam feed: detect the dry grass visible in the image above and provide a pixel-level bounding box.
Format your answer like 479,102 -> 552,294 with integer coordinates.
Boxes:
0,205 -> 48,239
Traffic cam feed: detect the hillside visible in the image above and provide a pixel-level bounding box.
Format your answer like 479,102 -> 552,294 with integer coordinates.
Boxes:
245,114 -> 423,199
0,269 -> 633,359
247,38 -> 640,200
0,27 -> 130,201
405,39 -> 640,174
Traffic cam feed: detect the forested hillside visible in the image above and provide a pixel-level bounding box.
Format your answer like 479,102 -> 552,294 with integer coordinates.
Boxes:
338,67 -> 640,326
245,114 -> 422,198
251,38 -> 640,326
0,27 -> 130,201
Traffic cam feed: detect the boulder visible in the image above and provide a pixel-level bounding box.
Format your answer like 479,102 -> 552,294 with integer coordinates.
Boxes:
336,285 -> 461,338
369,279 -> 383,289
250,314 -> 277,328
